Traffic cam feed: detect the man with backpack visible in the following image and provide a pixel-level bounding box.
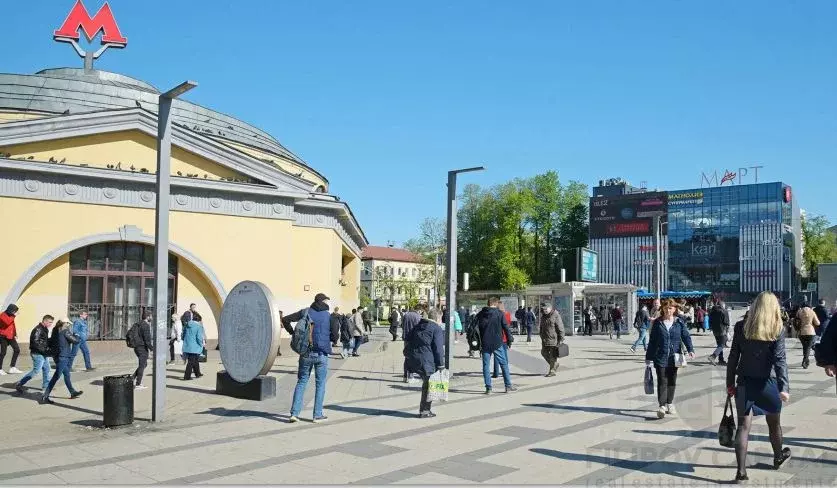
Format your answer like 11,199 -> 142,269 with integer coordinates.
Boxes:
126,311 -> 154,390
282,293 -> 334,423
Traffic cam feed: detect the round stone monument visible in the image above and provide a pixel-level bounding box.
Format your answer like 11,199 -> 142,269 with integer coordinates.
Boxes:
219,281 -> 281,386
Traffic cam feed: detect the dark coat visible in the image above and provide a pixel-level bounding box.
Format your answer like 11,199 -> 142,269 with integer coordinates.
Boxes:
339,315 -> 353,344
330,312 -> 342,344
645,317 -> 694,367
726,321 -> 789,393
402,311 -> 421,339
815,315 -> 837,367
403,319 -> 444,376
476,307 -> 514,353
813,305 -> 830,328
51,326 -> 80,359
708,305 -> 730,336
539,310 -> 564,347
29,324 -> 51,356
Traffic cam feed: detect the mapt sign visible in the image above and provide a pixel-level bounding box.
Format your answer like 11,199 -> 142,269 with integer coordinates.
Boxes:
700,166 -> 763,187
54,0 -> 127,71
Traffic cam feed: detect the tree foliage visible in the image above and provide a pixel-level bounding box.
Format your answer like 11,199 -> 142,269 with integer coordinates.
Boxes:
457,171 -> 589,290
801,213 -> 837,282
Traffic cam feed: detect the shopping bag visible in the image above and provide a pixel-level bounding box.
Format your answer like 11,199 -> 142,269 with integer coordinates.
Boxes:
718,394 -> 736,447
361,334 -> 369,344
557,343 -> 570,358
199,346 -> 207,363
644,366 -> 654,395
674,353 -> 688,368
428,369 -> 450,402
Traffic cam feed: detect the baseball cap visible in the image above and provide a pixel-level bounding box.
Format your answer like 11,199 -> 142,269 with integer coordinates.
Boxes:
315,293 -> 330,302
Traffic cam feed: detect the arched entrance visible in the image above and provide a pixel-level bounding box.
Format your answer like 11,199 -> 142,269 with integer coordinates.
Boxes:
68,242 -> 178,340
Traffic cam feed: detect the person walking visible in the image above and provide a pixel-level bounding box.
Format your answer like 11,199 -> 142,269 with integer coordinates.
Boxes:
182,314 -> 206,380
465,307 -> 481,359
403,309 -> 445,418
330,307 -> 343,349
609,305 -> 624,340
726,291 -> 791,482
815,306 -> 837,377
339,312 -> 354,359
361,307 -> 373,334
813,299 -> 830,342
645,298 -> 695,418
453,310 -> 462,344
401,306 -> 422,381
15,315 -> 54,394
539,302 -> 565,377
694,305 -> 706,335
630,305 -> 651,353
683,303 -> 696,333
128,312 -> 154,390
389,307 -> 401,341
795,302 -> 819,369
42,318 -> 83,404
476,297 -> 517,394
69,311 -> 94,372
351,307 -> 365,357
169,313 -> 182,364
514,306 -> 525,335
524,307 -> 536,343
283,293 -> 333,423
583,305 -> 594,336
0,304 -> 22,375
709,301 -> 731,366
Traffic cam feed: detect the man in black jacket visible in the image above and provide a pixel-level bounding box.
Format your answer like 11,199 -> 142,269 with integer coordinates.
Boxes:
42,318 -> 83,404
476,297 -> 517,394
330,307 -> 343,349
403,310 -> 445,418
131,312 -> 154,389
15,315 -> 54,393
815,313 -> 837,379
814,299 -> 830,341
708,302 -> 730,365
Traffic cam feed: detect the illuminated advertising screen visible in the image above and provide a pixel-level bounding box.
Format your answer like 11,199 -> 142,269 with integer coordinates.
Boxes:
578,248 -> 599,282
589,192 -> 668,238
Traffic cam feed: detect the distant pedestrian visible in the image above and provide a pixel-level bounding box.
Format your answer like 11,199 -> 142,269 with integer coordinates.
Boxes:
524,307 -> 536,343
514,305 -> 525,335
795,303 -> 819,369
476,297 -> 517,394
645,298 -> 695,418
709,301 -> 731,366
630,305 -> 651,353
127,312 -> 154,390
339,311 -> 354,359
403,309 -> 445,418
453,311 -> 462,343
0,304 -> 22,375
361,307 -> 373,333
42,318 -> 83,404
69,310 -> 94,372
182,314 -> 206,380
539,302 -> 564,377
465,308 -> 481,359
726,291 -> 791,482
583,305 -> 594,336
609,305 -> 624,339
389,307 -> 401,341
694,305 -> 706,334
330,307 -> 343,348
401,306 -> 422,381
15,315 -> 54,394
351,308 -> 365,357
283,293 -> 333,423
813,299 -> 829,341
493,302 -> 512,379
169,313 -> 182,364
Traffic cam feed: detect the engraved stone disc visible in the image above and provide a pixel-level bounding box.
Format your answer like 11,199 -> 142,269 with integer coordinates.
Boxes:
219,281 -> 281,383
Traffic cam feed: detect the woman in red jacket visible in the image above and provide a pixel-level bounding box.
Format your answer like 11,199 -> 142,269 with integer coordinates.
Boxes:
0,304 -> 22,375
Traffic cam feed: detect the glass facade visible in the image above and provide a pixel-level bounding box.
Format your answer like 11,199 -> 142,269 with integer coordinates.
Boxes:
666,182 -> 799,300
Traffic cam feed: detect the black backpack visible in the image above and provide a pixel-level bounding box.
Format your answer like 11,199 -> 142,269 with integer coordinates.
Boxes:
125,323 -> 141,348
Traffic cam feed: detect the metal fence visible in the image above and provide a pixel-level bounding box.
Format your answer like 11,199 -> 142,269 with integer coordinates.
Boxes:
68,303 -> 177,341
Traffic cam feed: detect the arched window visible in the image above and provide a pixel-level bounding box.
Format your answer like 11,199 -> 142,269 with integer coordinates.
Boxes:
68,242 -> 178,340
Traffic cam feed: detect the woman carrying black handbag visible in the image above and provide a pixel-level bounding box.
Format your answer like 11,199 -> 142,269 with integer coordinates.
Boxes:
726,291 -> 791,483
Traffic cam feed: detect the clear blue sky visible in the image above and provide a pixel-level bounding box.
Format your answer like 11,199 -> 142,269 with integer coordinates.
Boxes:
6,1 -> 836,245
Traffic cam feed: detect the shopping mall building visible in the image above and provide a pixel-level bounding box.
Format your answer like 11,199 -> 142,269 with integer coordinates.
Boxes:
0,2 -> 367,340
589,177 -> 802,302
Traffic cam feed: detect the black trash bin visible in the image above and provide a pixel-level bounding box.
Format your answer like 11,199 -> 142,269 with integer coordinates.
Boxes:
103,374 -> 134,427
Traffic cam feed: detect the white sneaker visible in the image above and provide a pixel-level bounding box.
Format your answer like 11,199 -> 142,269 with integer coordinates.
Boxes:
666,404 -> 677,416
0,370 -> 7,376
656,406 -> 666,419
8,367 -> 22,374
135,384 -> 148,390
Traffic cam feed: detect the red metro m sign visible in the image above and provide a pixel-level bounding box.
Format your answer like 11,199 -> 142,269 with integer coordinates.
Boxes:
54,0 -> 126,69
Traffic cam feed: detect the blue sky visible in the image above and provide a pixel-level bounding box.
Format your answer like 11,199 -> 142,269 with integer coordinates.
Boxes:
6,1 -> 836,245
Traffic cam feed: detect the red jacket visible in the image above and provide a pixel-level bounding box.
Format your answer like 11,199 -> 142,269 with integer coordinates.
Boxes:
0,312 -> 16,340
502,312 -> 511,344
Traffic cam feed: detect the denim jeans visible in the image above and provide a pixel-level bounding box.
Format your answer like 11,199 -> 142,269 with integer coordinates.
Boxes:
482,346 -> 512,389
44,357 -> 78,398
290,351 -> 329,418
632,328 -> 648,350
18,353 -> 50,389
712,334 -> 726,361
70,340 -> 92,370
341,339 -> 353,357
352,336 -> 362,354
493,344 -> 509,376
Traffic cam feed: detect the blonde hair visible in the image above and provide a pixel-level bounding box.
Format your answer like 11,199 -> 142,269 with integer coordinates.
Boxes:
744,291 -> 783,341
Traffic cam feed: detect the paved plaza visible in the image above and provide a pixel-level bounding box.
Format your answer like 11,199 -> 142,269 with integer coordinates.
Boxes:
0,329 -> 834,485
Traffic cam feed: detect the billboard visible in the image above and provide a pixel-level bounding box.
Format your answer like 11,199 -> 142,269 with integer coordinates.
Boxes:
589,192 -> 668,238
578,248 -> 599,282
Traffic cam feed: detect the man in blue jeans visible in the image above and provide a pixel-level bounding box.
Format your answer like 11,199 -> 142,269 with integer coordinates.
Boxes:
282,293 -> 336,423
42,318 -> 83,404
476,297 -> 517,394
15,315 -> 54,393
70,311 -> 95,372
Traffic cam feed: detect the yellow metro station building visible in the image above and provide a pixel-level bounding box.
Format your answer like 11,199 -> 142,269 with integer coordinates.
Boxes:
0,67 -> 367,341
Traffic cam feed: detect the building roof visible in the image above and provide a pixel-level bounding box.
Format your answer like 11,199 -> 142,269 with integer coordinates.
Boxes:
362,246 -> 422,263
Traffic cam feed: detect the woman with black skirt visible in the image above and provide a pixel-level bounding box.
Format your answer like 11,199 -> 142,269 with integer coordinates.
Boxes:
726,291 -> 791,483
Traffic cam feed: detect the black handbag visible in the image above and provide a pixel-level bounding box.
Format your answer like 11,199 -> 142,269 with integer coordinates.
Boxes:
361,334 -> 369,344
557,343 -> 570,358
718,394 -> 736,447
198,346 -> 207,363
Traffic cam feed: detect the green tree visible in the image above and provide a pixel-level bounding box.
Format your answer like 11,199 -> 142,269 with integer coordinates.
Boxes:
801,214 -> 837,282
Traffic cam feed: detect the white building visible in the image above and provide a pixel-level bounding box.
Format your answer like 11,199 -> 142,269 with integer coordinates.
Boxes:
360,246 -> 445,310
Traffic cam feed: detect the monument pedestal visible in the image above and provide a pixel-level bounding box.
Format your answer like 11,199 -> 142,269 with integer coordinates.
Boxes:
216,371 -> 276,401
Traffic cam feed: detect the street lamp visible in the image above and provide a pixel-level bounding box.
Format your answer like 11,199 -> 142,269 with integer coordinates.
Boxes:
444,166 -> 485,371
152,80 -> 197,422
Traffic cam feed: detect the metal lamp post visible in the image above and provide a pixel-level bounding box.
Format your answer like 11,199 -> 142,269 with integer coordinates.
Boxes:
444,166 -> 485,370
153,81 -> 197,422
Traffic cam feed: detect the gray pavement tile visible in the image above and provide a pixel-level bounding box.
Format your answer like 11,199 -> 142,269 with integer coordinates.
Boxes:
333,441 -> 408,459
825,408 -> 837,415
430,459 -> 518,483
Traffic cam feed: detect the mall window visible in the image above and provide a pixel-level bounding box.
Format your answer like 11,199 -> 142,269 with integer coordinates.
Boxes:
68,242 -> 177,341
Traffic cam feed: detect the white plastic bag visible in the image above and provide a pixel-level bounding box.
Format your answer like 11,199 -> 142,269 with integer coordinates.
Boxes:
428,369 -> 450,402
